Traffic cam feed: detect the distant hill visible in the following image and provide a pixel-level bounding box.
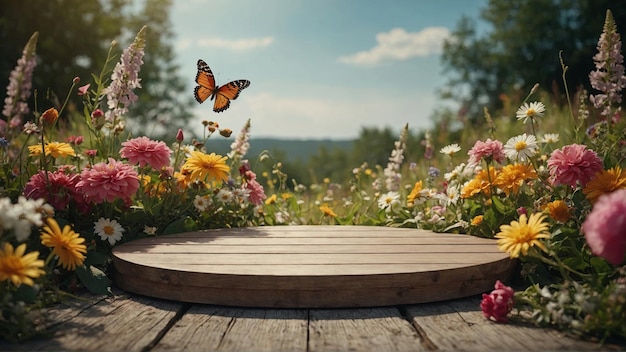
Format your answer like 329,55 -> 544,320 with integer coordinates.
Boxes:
205,138 -> 354,162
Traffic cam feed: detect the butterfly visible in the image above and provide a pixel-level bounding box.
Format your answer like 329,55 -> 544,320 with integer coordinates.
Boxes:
194,59 -> 251,113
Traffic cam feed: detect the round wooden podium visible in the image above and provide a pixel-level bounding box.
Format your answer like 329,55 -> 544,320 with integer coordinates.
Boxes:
112,226 -> 516,308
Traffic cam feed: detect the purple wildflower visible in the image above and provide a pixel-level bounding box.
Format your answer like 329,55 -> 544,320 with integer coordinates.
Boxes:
104,26 -> 147,124
589,10 -> 626,118
2,32 -> 38,129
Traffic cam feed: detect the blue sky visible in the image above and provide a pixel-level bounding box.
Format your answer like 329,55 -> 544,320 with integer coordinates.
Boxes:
170,0 -> 488,139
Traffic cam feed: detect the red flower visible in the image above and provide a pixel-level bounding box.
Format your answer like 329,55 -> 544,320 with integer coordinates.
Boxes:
23,170 -> 90,213
480,280 -> 514,323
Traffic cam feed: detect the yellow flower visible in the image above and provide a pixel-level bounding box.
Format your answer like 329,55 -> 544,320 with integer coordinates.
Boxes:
281,193 -> 293,200
28,142 -> 76,158
265,194 -> 278,205
40,218 -> 86,271
319,204 -> 337,217
495,213 -> 550,258
181,151 -> 230,183
0,243 -> 45,286
583,166 -> 626,204
471,215 -> 484,226
544,200 -> 570,223
493,163 -> 537,196
461,167 -> 497,198
407,181 -> 423,206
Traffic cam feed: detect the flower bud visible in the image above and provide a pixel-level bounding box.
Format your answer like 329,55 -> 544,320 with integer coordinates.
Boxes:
40,107 -> 59,126
176,128 -> 184,142
219,128 -> 232,137
73,76 -> 81,84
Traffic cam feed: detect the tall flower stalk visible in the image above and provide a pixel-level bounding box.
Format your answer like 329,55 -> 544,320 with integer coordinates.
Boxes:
589,10 -> 626,122
383,123 -> 408,192
2,32 -> 38,138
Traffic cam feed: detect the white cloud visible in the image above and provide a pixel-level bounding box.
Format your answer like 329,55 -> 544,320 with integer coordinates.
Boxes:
197,36 -> 275,51
187,91 -> 437,140
338,27 -> 450,66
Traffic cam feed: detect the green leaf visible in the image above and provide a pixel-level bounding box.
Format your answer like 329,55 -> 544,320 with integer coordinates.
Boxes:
76,265 -> 112,296
162,216 -> 198,235
84,250 -> 109,266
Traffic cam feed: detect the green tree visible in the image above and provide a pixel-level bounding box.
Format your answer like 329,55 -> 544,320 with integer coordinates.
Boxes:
0,0 -> 191,138
440,0 -> 626,120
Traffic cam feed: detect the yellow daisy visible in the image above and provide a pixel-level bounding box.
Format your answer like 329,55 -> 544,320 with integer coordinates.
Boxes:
583,166 -> 626,204
319,204 -> 337,217
495,213 -> 550,258
40,218 -> 87,271
407,181 -> 423,206
28,142 -> 76,158
181,151 -> 230,183
0,243 -> 45,287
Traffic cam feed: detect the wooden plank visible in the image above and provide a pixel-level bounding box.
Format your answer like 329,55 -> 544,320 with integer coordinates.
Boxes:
405,297 -> 611,351
308,307 -> 426,351
154,306 -> 308,351
0,292 -> 184,351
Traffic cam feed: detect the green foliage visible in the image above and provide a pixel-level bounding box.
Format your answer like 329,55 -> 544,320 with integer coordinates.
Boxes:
441,0 -> 626,121
0,0 -> 192,139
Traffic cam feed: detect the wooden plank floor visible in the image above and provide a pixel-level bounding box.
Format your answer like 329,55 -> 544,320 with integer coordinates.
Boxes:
2,290 -> 623,351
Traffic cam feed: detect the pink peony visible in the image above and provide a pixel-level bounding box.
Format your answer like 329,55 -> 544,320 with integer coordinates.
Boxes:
468,139 -> 505,166
120,136 -> 172,170
547,144 -> 603,188
480,280 -> 514,323
23,170 -> 90,213
582,189 -> 626,265
76,158 -> 139,204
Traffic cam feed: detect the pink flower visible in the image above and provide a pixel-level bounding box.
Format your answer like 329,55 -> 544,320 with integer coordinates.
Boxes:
77,83 -> 90,96
23,170 -> 90,213
176,128 -> 184,142
76,158 -> 139,204
547,144 -> 603,188
120,136 -> 172,170
480,280 -> 514,323
468,139 -> 505,166
246,179 -> 266,205
582,189 -> 626,265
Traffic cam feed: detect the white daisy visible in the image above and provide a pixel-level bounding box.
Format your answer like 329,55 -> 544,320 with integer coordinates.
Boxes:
504,134 -> 539,162
541,133 -> 560,144
216,189 -> 234,203
94,218 -> 124,245
516,101 -> 546,124
440,143 -> 461,156
193,194 -> 212,212
377,191 -> 401,211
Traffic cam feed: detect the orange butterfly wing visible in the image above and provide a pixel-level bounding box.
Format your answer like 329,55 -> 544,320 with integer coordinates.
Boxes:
194,59 -> 216,104
213,80 -> 251,113
194,59 -> 250,113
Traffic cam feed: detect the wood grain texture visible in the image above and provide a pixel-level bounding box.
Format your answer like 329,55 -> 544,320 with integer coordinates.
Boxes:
154,306 -> 308,351
112,226 -> 517,307
308,307 -> 425,351
0,292 -> 184,351
405,298 -> 609,351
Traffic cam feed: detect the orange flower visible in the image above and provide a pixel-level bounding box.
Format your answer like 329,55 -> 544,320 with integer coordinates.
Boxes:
319,205 -> 337,217
583,166 -> 626,204
493,163 -> 537,196
40,107 -> 59,126
544,200 -> 570,223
